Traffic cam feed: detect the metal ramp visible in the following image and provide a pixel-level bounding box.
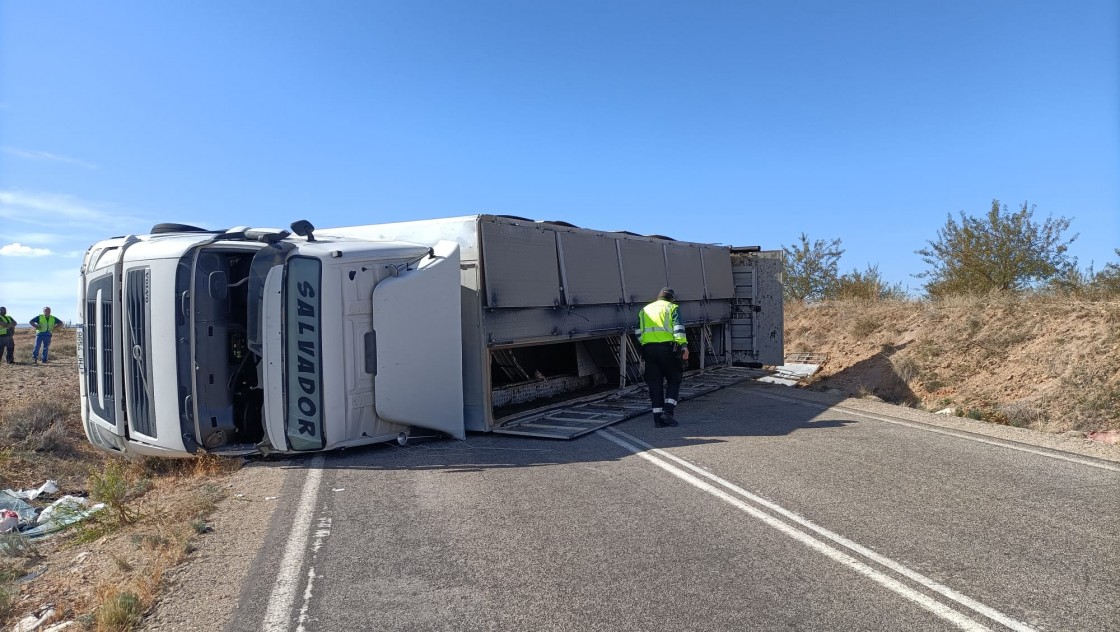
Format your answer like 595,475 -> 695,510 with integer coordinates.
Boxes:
494,366 -> 768,439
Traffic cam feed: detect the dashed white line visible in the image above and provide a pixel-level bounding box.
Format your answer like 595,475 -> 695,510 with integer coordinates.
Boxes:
599,427 -> 1038,632
262,454 -> 325,632
295,568 -> 317,632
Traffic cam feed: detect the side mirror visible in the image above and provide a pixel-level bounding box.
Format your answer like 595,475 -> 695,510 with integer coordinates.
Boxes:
208,271 -> 229,300
290,220 -> 316,242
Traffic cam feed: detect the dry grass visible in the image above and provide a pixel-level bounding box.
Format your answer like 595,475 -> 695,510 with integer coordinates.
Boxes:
0,329 -> 243,631
786,296 -> 1120,433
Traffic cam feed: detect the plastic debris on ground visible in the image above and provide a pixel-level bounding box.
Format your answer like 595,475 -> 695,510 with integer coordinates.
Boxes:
21,496 -> 106,538
0,490 -> 39,528
3,480 -> 60,501
1,508 -> 19,532
11,605 -> 56,632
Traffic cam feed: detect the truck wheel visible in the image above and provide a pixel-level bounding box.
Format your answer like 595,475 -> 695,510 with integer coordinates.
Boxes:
151,223 -> 207,234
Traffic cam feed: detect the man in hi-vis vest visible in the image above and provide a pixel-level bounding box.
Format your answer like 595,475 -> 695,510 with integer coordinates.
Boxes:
636,287 -> 689,427
0,306 -> 15,364
29,306 -> 61,364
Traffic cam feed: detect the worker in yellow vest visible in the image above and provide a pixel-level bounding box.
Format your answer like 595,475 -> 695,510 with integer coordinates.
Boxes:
0,306 -> 15,364
30,306 -> 61,364
636,287 -> 689,427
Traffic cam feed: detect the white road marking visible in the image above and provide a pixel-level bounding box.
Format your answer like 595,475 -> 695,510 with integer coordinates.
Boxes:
599,428 -> 1037,632
295,568 -> 317,632
262,454 -> 325,631
752,391 -> 1120,474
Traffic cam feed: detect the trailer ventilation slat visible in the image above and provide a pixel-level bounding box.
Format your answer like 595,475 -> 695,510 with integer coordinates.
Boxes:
494,366 -> 768,439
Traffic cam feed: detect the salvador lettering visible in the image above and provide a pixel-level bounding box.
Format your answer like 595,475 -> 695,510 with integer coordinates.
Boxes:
285,257 -> 325,451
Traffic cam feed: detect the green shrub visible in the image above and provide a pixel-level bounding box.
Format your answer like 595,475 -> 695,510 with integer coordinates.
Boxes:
95,591 -> 143,631
89,460 -> 141,526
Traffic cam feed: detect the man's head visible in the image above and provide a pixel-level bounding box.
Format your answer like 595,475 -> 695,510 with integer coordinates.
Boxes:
657,287 -> 675,302
0,307 -> 6,316
43,307 -> 51,316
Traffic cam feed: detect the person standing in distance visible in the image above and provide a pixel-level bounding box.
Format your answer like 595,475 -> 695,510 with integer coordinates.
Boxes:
636,287 -> 689,427
30,306 -> 61,364
0,307 -> 15,364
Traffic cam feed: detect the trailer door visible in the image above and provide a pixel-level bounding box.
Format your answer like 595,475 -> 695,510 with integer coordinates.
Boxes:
371,240 -> 466,439
730,251 -> 784,366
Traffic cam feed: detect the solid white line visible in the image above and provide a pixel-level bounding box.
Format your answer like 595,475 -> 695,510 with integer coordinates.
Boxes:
262,454 -> 325,632
752,391 -> 1120,474
599,429 -> 1036,632
606,427 -> 1038,632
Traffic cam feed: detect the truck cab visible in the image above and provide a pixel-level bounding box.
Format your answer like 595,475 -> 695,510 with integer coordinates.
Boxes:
78,224 -> 464,458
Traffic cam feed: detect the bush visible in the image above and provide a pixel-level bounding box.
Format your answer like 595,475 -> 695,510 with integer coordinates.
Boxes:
89,461 -> 141,526
830,264 -> 907,302
95,590 -> 143,631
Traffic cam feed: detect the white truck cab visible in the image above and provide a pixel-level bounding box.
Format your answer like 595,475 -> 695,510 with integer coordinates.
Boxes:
78,222 -> 464,457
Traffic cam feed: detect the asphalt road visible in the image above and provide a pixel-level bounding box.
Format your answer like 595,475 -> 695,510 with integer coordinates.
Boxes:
213,383 -> 1119,632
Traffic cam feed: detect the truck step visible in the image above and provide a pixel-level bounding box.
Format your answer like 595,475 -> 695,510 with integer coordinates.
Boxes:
493,366 -> 768,439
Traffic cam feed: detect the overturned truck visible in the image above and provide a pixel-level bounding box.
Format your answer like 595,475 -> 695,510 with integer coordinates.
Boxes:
78,215 -> 783,458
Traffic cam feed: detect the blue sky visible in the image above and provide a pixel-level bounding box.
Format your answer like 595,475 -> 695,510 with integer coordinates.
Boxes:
2,1 -> 1117,322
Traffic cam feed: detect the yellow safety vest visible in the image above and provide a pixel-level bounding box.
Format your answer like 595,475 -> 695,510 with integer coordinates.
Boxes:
0,315 -> 13,336
636,299 -> 687,345
34,314 -> 57,334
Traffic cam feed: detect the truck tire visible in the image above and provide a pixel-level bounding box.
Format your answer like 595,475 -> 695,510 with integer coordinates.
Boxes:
151,223 -> 207,234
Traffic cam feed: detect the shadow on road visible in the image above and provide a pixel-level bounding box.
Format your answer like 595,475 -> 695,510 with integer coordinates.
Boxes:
255,382 -> 863,474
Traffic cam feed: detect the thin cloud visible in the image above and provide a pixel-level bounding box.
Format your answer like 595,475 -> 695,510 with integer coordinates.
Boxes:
0,189 -> 145,229
8,232 -> 58,245
0,242 -> 54,257
2,145 -> 98,169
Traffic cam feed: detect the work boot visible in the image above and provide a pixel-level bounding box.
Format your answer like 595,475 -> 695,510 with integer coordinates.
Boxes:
659,411 -> 678,427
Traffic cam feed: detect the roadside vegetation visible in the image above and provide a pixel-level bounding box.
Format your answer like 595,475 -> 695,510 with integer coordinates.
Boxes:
1,328 -> 241,631
782,199 -> 1120,434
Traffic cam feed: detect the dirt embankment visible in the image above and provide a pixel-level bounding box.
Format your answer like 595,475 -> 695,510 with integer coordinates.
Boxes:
784,296 -> 1120,435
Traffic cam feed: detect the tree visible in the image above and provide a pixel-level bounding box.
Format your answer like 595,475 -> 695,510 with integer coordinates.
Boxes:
783,233 -> 844,302
916,200 -> 1077,297
829,264 -> 906,301
1091,249 -> 1120,296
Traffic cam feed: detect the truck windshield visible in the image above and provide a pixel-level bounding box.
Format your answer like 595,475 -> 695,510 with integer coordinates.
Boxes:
246,242 -> 294,357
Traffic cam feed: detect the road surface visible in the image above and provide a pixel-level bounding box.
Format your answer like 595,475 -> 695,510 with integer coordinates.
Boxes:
144,383 -> 1120,632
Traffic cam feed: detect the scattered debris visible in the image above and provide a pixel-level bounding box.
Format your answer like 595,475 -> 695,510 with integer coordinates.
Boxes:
3,481 -> 60,502
21,496 -> 106,539
1,509 -> 19,532
0,491 -> 38,524
10,605 -> 55,632
935,408 -> 956,415
1087,430 -> 1120,445
757,352 -> 828,387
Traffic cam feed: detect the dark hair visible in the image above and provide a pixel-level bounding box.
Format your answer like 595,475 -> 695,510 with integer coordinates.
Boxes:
657,287 -> 675,301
